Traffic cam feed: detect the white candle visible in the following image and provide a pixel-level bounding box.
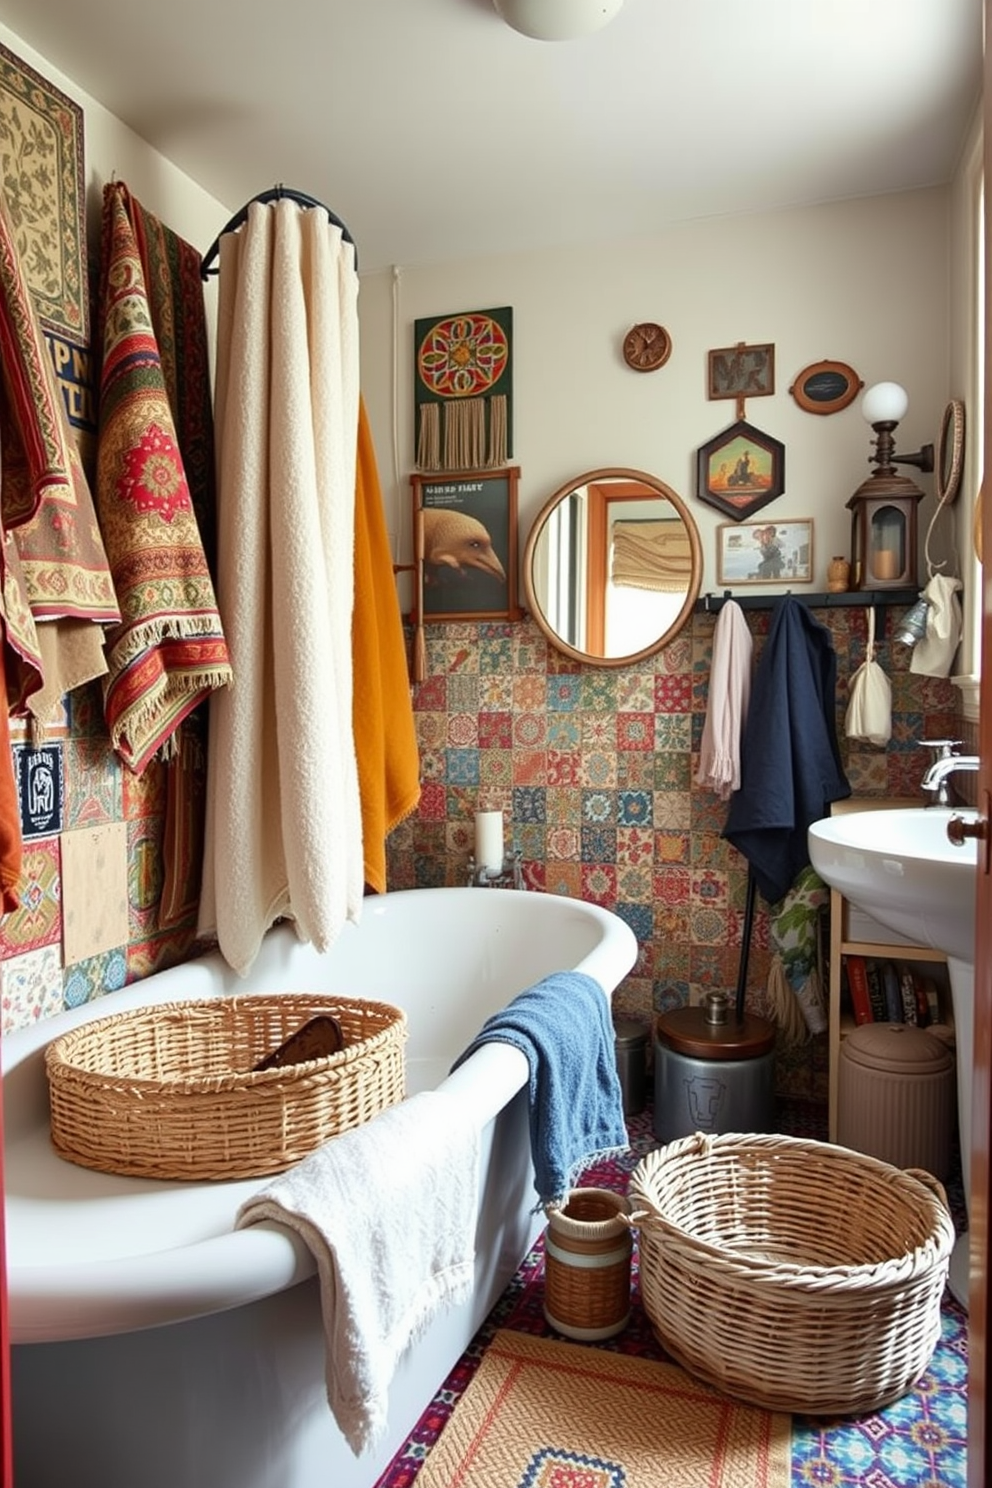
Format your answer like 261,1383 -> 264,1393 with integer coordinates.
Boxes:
474,810 -> 504,874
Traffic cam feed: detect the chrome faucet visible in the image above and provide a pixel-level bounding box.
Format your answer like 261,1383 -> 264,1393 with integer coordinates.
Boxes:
920,753 -> 980,804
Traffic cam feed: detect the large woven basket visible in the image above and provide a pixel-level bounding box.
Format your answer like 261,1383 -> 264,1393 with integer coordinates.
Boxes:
629,1130 -> 955,1416
45,994 -> 407,1180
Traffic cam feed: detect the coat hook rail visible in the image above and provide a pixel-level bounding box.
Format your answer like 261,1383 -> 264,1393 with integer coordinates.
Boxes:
200,185 -> 357,279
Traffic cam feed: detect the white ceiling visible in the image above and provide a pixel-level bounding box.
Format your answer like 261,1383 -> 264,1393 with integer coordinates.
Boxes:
2,0 -> 983,274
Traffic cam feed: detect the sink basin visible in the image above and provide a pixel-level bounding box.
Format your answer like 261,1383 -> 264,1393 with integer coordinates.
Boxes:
809,804 -> 979,1309
808,806 -> 978,962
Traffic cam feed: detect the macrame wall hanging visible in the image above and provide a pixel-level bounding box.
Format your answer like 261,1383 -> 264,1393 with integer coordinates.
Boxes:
414,306 -> 512,471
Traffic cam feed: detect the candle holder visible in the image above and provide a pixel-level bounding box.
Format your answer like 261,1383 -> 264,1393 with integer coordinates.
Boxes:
467,850 -> 525,889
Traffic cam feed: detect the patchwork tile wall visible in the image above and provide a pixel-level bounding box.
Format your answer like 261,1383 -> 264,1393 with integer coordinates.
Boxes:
0,683 -> 203,1035
0,594 -> 962,1096
385,602 -> 961,1100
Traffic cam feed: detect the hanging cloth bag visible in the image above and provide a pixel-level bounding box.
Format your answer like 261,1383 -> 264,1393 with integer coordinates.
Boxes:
844,607 -> 891,746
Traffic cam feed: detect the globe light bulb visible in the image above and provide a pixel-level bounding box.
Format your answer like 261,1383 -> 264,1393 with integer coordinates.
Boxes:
861,381 -> 909,426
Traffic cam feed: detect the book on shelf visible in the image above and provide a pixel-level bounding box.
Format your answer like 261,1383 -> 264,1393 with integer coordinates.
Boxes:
880,964 -> 910,1023
865,960 -> 888,1022
844,954 -> 874,1025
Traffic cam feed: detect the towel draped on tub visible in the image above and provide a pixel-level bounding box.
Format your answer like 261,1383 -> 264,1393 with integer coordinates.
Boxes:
236,1088 -> 479,1457
452,970 -> 628,1210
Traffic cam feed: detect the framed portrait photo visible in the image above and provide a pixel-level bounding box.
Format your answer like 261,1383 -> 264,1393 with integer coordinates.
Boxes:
411,466 -> 522,622
717,517 -> 814,587
696,419 -> 785,520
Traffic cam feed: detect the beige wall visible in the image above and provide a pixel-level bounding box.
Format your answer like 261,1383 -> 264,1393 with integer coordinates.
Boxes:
359,189 -> 954,610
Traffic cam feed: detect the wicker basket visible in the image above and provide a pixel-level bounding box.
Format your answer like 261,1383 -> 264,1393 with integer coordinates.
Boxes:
544,1187 -> 632,1341
629,1130 -> 955,1416
45,994 -> 407,1181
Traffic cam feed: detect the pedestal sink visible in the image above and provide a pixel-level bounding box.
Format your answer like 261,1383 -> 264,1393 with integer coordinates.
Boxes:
808,806 -> 979,1307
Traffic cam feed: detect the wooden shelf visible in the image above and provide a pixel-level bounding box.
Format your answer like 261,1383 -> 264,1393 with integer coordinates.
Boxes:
825,797 -> 951,1142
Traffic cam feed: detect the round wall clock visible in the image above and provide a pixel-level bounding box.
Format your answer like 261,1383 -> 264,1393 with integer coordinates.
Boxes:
622,322 -> 671,373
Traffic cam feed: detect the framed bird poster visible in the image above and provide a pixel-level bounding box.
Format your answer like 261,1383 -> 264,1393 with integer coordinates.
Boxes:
411,467 -> 522,623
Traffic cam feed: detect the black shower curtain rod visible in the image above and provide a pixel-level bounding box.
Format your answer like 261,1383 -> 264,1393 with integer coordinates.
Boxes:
199,185 -> 357,280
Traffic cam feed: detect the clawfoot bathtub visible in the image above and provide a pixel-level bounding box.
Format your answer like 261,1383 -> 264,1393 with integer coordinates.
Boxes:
3,887 -> 637,1488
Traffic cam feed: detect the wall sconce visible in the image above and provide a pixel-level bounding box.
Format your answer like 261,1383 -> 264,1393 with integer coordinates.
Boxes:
845,381 -> 934,589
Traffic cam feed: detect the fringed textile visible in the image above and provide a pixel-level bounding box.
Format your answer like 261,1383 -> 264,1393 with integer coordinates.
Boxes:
0,190 -> 119,716
95,183 -> 232,774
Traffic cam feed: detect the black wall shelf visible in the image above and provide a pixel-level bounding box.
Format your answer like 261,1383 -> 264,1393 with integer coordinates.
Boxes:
695,587 -> 917,614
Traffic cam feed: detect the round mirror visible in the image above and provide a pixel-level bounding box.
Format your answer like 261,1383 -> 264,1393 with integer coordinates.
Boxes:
936,399 -> 965,506
523,468 -> 703,666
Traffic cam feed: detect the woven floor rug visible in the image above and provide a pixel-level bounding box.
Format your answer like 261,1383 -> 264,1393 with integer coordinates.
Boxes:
414,1327 -> 791,1488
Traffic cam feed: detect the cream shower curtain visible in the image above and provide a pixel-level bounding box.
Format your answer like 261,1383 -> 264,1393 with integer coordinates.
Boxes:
198,199 -> 363,975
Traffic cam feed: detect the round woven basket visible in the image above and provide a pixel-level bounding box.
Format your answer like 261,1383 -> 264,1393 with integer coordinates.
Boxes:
629,1130 -> 955,1416
45,994 -> 407,1180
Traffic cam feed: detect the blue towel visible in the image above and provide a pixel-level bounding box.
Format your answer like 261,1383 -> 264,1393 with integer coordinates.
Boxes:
723,596 -> 850,905
452,971 -> 628,1209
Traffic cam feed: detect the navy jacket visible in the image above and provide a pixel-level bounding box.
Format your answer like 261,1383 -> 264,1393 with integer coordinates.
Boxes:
723,597 -> 850,905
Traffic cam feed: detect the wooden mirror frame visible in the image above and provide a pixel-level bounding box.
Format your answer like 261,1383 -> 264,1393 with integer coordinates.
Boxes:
936,398 -> 966,506
523,467 -> 703,667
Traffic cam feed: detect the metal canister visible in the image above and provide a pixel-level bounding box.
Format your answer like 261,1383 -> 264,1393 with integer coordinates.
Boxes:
653,992 -> 776,1143
613,1018 -> 648,1116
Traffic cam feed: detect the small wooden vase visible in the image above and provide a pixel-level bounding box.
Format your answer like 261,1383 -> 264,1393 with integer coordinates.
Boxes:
827,556 -> 851,593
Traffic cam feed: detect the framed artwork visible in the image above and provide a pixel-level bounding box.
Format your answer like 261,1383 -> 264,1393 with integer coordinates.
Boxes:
696,419 -> 786,520
412,466 -> 523,622
789,359 -> 863,415
707,342 -> 774,400
414,307 -> 513,472
717,518 -> 814,586
0,41 -> 88,346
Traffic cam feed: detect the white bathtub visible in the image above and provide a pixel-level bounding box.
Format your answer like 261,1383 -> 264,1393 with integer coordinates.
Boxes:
4,886 -> 637,1488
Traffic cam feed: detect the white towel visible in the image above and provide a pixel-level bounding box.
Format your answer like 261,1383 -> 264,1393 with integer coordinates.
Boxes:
695,599 -> 753,798
198,198 -> 364,974
235,1090 -> 479,1457
911,573 -> 963,678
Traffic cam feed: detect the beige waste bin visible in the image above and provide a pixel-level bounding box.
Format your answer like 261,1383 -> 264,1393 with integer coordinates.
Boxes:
837,1023 -> 955,1180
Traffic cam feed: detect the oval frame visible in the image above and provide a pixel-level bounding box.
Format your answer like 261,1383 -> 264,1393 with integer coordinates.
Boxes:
936,398 -> 966,506
789,359 -> 863,416
523,467 -> 702,668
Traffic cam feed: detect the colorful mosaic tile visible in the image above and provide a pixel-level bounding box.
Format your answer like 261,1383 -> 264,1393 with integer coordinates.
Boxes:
512,751 -> 547,786
0,836 -> 61,957
617,753 -> 655,789
616,711 -> 654,750
578,750 -> 617,788
478,712 -> 512,749
63,734 -> 123,827
1,944 -> 63,1033
547,676 -> 582,711
446,713 -> 478,747
444,748 -> 480,785
63,946 -> 128,1008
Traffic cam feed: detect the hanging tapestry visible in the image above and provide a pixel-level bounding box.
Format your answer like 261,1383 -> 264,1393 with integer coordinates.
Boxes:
414,306 -> 512,471
0,41 -> 88,347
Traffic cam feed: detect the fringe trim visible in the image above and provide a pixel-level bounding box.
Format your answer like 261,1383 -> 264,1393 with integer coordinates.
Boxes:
106,613 -> 230,673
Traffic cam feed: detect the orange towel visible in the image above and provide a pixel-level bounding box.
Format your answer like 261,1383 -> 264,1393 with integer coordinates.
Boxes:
352,399 -> 420,892
0,643 -> 21,913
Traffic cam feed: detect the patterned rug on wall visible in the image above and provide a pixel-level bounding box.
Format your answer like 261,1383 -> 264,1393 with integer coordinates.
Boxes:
375,1100 -> 968,1488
